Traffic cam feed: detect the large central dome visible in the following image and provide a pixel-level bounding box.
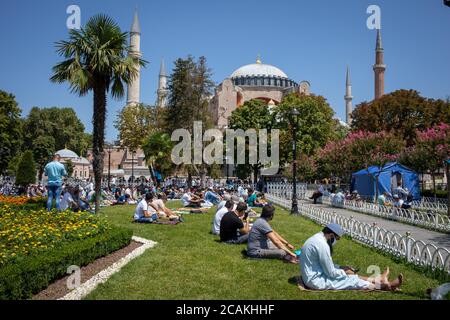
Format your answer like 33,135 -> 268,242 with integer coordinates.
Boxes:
230,57 -> 288,79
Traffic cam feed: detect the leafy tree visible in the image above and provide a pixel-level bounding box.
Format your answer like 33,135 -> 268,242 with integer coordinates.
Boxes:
23,107 -> 89,178
7,153 -> 22,177
228,99 -> 275,181
115,103 -> 155,152
65,159 -> 74,177
24,107 -> 86,153
51,14 -> 147,213
274,93 -> 336,175
142,132 -> 174,181
316,130 -> 405,185
351,89 -> 450,145
164,56 -> 215,186
401,123 -> 450,196
16,151 -> 36,188
32,135 -> 55,180
282,154 -> 317,182
0,90 -> 23,175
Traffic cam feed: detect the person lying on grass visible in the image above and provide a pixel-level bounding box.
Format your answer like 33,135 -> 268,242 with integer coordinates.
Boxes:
247,205 -> 298,264
220,202 -> 250,244
152,193 -> 184,222
300,223 -> 403,291
133,193 -> 159,223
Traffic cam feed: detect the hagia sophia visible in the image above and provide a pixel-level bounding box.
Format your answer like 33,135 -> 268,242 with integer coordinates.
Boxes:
60,10 -> 386,181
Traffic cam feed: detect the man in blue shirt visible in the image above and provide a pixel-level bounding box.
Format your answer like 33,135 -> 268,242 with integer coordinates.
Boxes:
44,153 -> 67,211
204,188 -> 221,205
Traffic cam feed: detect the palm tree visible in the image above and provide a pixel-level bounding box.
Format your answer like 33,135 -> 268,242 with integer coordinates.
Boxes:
51,15 -> 147,213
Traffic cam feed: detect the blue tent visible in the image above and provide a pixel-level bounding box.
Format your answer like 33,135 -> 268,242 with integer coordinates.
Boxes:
351,162 -> 421,200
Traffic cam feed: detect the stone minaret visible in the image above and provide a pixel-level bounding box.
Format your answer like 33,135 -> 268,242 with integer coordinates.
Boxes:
157,59 -> 169,107
373,29 -> 386,100
345,66 -> 353,125
126,10 -> 141,106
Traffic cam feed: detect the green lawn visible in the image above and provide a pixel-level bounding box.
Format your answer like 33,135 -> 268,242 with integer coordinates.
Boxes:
86,201 -> 443,300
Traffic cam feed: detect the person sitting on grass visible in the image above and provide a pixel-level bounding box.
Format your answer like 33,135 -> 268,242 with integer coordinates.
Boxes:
133,193 -> 159,223
300,223 -> 403,291
378,192 -> 391,207
204,187 -> 222,206
152,193 -> 184,222
247,205 -> 298,264
73,187 -> 91,212
220,202 -> 250,244
60,186 -> 77,211
247,188 -> 264,207
181,188 -> 204,208
212,197 -> 238,235
217,193 -> 232,211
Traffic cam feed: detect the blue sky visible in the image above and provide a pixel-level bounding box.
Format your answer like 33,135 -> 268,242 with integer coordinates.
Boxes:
1,0 -> 449,141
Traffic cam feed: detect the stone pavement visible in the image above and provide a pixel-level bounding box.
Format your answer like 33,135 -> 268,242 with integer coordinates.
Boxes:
300,199 -> 450,250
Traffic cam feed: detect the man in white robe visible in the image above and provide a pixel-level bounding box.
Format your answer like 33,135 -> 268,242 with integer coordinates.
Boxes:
300,223 -> 403,291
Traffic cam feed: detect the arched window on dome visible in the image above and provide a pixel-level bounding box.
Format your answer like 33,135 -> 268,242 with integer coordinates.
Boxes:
253,78 -> 257,86
246,77 -> 251,86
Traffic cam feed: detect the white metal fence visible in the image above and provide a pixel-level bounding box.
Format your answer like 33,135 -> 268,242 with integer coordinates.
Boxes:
265,193 -> 450,274
318,194 -> 450,233
266,182 -> 450,233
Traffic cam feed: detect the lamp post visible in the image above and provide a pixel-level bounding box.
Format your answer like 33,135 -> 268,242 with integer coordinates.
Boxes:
290,108 -> 300,214
106,143 -> 113,191
131,151 -> 135,193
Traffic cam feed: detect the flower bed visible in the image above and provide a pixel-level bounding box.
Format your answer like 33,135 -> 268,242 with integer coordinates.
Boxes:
0,206 -> 111,265
0,195 -> 44,206
0,196 -> 47,211
0,206 -> 132,299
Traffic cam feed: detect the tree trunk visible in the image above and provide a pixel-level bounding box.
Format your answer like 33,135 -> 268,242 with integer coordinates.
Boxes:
38,168 -> 44,183
187,172 -> 192,189
432,171 -> 436,200
446,162 -> 450,217
92,83 -> 107,214
200,165 -> 207,188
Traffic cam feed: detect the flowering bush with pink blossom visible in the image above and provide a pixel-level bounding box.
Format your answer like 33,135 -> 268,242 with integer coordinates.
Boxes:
315,130 -> 405,182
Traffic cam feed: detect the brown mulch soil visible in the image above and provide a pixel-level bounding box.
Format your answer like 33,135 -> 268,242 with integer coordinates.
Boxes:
32,240 -> 143,300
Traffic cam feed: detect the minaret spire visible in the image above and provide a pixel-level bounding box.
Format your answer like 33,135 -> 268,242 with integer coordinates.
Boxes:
373,29 -> 386,100
157,58 -> 169,107
345,66 -> 353,125
126,9 -> 142,106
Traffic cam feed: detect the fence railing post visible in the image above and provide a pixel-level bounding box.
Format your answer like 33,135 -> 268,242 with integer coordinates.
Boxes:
372,223 -> 377,247
405,232 -> 412,263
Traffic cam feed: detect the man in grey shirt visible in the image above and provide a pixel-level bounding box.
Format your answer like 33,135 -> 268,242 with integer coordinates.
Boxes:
247,204 -> 298,263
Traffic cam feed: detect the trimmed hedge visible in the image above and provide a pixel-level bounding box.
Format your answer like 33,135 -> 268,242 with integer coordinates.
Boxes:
0,225 -> 133,300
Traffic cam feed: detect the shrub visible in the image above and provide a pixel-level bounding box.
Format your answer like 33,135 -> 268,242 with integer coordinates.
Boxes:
0,225 -> 132,300
421,190 -> 448,199
15,151 -> 36,187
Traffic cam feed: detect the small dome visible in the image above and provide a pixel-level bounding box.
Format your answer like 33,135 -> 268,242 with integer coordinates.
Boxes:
56,149 -> 79,158
78,157 -> 90,165
231,57 -> 288,79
